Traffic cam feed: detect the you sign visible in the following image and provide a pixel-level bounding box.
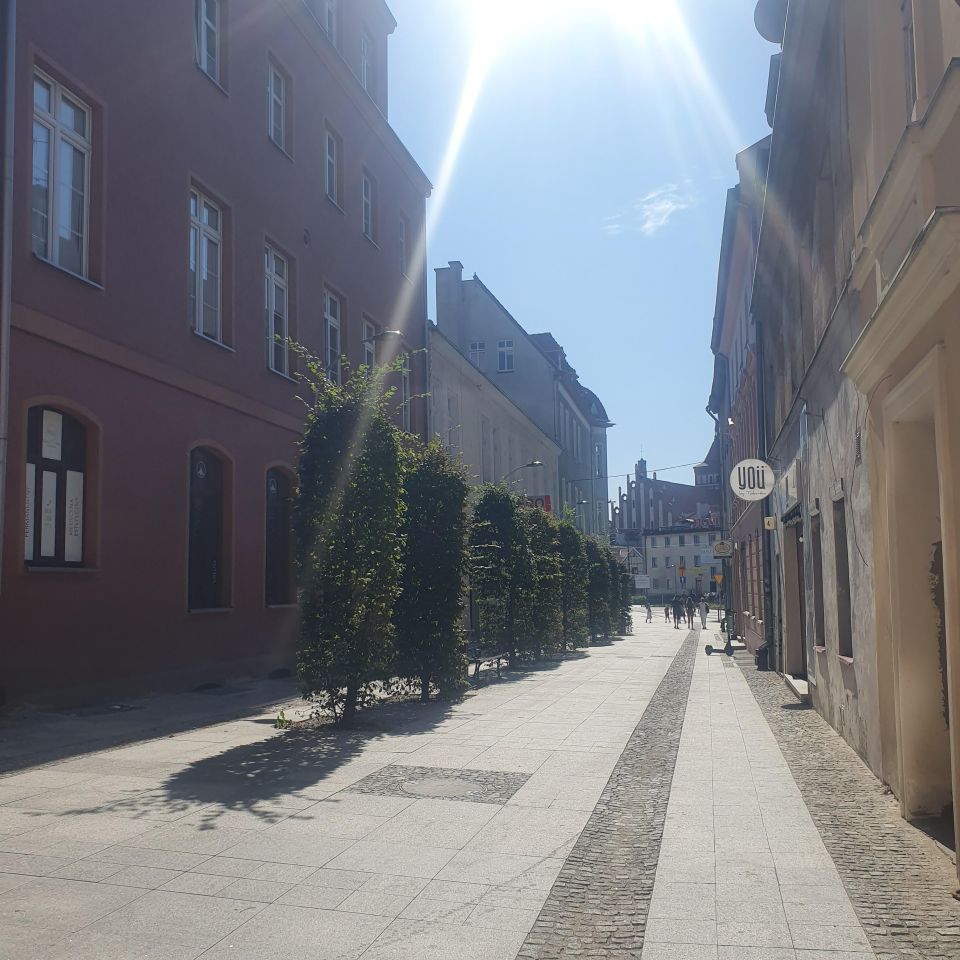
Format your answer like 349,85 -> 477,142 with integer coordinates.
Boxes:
730,458 -> 772,502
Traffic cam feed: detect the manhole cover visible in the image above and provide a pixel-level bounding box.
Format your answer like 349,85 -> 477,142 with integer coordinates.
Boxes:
401,777 -> 478,798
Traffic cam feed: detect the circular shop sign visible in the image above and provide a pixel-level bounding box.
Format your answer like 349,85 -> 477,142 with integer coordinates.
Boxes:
730,458 -> 772,502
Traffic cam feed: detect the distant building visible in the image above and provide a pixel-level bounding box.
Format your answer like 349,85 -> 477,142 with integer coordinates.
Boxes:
435,262 -> 611,535
428,326 -> 560,504
612,449 -> 722,599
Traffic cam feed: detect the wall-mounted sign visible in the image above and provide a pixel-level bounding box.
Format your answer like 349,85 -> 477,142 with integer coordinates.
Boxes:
528,495 -> 552,513
712,539 -> 733,558
635,575 -> 651,589
730,458 -> 772,502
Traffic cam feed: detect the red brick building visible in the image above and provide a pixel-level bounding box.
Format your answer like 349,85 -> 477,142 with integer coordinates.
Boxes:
0,0 -> 430,705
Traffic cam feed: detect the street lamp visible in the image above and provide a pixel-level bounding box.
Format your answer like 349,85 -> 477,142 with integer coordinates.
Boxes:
502,460 -> 543,483
361,329 -> 403,345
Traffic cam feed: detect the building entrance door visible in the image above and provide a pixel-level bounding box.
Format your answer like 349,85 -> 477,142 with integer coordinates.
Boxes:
782,518 -> 807,679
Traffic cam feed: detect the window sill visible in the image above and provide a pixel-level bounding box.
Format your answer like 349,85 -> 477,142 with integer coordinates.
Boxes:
268,136 -> 294,162
194,62 -> 229,97
189,607 -> 234,615
33,253 -> 103,290
326,195 -> 345,215
268,366 -> 296,383
25,564 -> 97,574
266,603 -> 297,610
814,645 -> 827,654
838,654 -> 854,665
192,330 -> 235,352
362,233 -> 380,250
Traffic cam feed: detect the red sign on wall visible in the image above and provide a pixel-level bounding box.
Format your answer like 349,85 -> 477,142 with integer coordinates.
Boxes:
528,495 -> 552,513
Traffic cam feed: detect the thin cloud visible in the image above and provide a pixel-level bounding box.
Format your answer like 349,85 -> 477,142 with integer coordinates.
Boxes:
603,183 -> 697,237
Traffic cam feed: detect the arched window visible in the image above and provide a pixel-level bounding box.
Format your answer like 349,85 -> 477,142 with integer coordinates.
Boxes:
265,468 -> 293,606
188,447 -> 224,609
25,406 -> 86,566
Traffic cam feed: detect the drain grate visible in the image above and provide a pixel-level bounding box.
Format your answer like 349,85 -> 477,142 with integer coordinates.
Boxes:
348,764 -> 530,804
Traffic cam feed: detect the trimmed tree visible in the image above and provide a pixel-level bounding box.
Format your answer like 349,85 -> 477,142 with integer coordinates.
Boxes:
585,537 -> 612,640
294,363 -> 404,723
556,519 -> 589,650
521,507 -> 564,659
394,439 -> 470,701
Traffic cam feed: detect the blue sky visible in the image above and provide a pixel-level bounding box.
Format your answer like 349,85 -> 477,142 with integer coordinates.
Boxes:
386,0 -> 775,494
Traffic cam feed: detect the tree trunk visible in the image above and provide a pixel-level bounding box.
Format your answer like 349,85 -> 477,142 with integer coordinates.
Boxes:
420,675 -> 430,703
342,685 -> 358,725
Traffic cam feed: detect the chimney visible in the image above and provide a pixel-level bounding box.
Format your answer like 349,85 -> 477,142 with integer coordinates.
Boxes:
435,261 -> 464,341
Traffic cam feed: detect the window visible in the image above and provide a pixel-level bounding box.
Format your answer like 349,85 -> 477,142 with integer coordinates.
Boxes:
362,173 -> 377,241
650,537 -> 657,547
399,216 -> 410,277
32,71 -> 90,276
694,555 -> 701,568
498,339 -> 514,372
679,535 -> 686,546
363,318 -> 377,369
325,129 -> 340,204
446,393 -> 460,455
361,33 -> 372,93
264,245 -> 288,375
651,557 -> 658,569
189,447 -> 225,610
265,469 -> 293,606
680,556 -> 686,569
324,0 -> 338,46
711,566 -> 717,579
267,63 -> 286,151
694,534 -> 701,545
24,407 -> 86,567
665,557 -> 673,568
469,341 -> 485,369
811,512 -> 826,647
833,499 -> 853,657
709,533 -> 717,544
901,0 -> 917,116
324,290 -> 341,384
400,355 -> 411,432
195,0 -> 220,82
189,190 -> 222,341
664,536 -> 671,547
595,443 -> 603,478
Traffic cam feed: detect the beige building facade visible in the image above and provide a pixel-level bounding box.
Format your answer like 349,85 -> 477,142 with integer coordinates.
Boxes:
751,0 -> 960,865
428,327 -> 560,504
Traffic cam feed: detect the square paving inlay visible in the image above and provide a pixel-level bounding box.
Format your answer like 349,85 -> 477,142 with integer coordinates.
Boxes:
348,765 -> 530,803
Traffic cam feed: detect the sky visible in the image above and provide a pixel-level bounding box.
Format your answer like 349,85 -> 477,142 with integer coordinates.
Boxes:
385,0 -> 775,495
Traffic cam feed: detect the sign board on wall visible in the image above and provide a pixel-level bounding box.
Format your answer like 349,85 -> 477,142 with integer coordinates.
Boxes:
635,575 -> 651,589
730,458 -> 772,502
527,495 -> 552,513
712,540 -> 733,558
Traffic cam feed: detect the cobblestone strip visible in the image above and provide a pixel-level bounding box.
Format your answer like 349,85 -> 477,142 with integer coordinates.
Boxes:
517,633 -> 698,960
736,654 -> 960,959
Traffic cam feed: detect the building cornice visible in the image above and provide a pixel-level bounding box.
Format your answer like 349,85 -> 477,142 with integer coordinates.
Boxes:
843,207 -> 960,392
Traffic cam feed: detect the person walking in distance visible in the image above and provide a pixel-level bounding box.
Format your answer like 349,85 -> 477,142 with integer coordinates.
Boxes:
699,596 -> 709,630
664,603 -> 671,623
685,595 -> 695,629
645,600 -> 653,623
671,595 -> 684,629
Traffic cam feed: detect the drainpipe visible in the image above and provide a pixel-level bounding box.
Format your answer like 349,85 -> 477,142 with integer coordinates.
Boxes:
0,0 -> 17,599
755,317 -> 778,670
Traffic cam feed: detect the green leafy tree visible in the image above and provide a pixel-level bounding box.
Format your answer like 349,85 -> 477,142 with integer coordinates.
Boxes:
619,567 -> 634,634
521,508 -> 564,659
585,537 -> 612,640
556,520 -> 589,650
469,485 -> 534,660
605,551 -> 631,636
294,362 -> 404,723
394,439 -> 470,701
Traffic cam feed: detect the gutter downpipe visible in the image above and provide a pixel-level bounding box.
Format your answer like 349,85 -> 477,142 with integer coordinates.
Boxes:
0,0 -> 16,599
705,402 -> 731,634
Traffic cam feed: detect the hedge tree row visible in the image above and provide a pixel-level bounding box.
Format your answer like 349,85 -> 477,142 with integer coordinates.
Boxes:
294,359 -> 630,722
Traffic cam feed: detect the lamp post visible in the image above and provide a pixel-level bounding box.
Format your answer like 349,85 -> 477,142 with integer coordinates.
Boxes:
502,460 -> 543,485
361,329 -> 403,346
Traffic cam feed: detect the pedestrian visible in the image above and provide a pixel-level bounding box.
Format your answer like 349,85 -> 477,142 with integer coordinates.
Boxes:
699,596 -> 709,629
645,601 -> 653,623
685,595 -> 695,628
671,596 -> 684,629
664,603 -> 671,623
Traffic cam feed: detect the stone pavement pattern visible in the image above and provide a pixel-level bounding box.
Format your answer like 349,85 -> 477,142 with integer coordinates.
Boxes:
0,620 -> 685,959
738,654 -> 960,960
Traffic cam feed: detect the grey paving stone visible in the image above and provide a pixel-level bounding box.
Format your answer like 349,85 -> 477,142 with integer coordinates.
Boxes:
0,877 -> 145,932
737,656 -> 960,960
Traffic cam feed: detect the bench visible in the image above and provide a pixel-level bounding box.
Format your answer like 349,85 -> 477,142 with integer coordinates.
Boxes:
467,644 -> 509,684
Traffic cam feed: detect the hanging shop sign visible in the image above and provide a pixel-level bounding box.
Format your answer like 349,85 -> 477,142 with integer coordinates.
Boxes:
712,539 -> 733,558
730,458 -> 772,502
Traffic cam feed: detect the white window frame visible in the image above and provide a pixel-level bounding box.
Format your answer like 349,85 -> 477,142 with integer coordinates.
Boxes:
324,290 -> 341,384
324,0 -> 338,45
469,341 -> 485,369
400,355 -> 411,432
363,318 -> 377,369
196,0 -> 220,82
325,129 -> 339,204
361,33 -> 372,92
31,70 -> 91,277
189,189 -> 222,342
497,339 -> 514,373
399,216 -> 409,277
265,245 -> 289,376
362,173 -> 376,241
267,63 -> 286,150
